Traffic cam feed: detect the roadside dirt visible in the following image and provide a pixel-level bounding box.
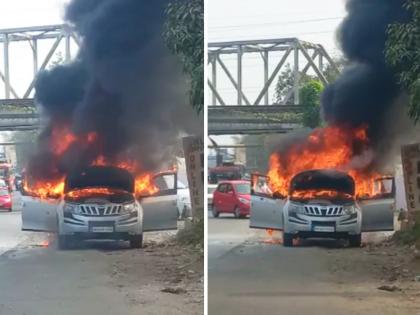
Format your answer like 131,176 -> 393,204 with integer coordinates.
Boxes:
326,234 -> 420,314
0,227 -> 203,315
107,232 -> 204,313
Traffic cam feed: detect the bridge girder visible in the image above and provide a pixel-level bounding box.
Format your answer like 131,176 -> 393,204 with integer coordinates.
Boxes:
208,38 -> 339,107
208,105 -> 304,135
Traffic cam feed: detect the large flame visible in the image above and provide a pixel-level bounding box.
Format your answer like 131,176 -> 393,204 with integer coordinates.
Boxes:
267,125 -> 386,199
24,126 -> 160,199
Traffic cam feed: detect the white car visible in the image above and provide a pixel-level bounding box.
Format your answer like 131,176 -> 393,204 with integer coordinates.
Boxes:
250,169 -> 395,247
21,166 -> 178,249
207,184 -> 218,210
177,180 -> 192,218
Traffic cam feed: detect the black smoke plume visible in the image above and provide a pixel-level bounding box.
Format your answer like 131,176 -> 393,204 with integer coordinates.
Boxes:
28,0 -> 200,181
321,0 -> 410,170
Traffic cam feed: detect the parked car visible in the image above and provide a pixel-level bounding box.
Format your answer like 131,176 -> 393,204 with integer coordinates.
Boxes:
177,180 -> 192,219
207,184 -> 218,211
21,166 -> 178,249
0,188 -> 12,211
250,169 -> 395,247
212,180 -> 250,218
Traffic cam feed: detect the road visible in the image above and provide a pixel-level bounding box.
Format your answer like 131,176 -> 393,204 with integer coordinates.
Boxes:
0,195 -> 203,315
208,213 -> 420,315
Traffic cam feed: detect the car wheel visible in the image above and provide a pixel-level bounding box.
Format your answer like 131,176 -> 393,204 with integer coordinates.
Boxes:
212,206 -> 219,218
283,233 -> 294,247
234,207 -> 241,218
129,234 -> 143,249
348,234 -> 362,247
58,235 -> 70,250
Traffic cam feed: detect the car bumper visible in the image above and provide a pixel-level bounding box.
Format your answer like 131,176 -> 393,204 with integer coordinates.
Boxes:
0,201 -> 11,209
284,213 -> 361,237
238,203 -> 250,215
59,212 -> 142,237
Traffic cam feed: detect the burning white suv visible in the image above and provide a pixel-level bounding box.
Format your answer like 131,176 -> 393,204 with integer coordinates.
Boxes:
21,166 -> 178,249
250,169 -> 395,247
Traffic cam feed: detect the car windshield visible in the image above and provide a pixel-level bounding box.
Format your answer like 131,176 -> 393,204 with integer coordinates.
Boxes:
235,183 -> 250,195
0,189 -> 9,196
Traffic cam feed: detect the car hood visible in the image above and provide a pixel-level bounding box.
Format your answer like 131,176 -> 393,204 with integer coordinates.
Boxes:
65,166 -> 134,194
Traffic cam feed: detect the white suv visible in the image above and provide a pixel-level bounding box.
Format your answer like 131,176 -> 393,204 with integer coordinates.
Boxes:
250,169 -> 395,247
22,166 -> 178,249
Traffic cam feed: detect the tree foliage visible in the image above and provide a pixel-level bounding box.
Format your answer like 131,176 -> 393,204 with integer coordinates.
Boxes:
164,0 -> 204,113
386,0 -> 420,122
300,79 -> 323,128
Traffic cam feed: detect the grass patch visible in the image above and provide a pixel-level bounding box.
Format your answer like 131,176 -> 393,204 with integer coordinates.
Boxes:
394,220 -> 420,247
177,218 -> 204,249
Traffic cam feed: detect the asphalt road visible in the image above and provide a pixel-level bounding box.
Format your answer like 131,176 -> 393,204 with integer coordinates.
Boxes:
208,213 -> 417,315
0,192 -> 25,255
0,196 -> 202,315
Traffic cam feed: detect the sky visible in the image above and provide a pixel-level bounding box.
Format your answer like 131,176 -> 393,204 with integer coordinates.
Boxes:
208,0 -> 346,54
0,0 -> 68,29
0,0 -> 69,143
0,0 -> 73,100
208,0 -> 347,144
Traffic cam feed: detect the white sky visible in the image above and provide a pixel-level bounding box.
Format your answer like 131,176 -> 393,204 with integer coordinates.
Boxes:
0,0 -> 68,29
208,0 -> 347,144
0,0 -> 71,100
208,0 -> 346,54
0,0 -> 69,142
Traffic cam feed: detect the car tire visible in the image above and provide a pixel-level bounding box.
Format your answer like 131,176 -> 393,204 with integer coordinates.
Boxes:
234,207 -> 241,219
58,235 -> 70,250
283,233 -> 294,247
348,234 -> 362,247
212,206 -> 219,218
129,234 -> 143,249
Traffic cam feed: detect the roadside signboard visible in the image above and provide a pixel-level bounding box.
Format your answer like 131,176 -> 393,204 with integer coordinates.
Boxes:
183,136 -> 204,219
401,143 -> 420,224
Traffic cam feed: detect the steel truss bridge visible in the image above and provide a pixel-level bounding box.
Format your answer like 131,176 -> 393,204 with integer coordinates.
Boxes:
208,38 -> 340,135
0,25 -> 79,131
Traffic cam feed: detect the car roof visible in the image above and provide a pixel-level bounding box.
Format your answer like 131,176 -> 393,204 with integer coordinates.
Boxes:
217,180 -> 250,185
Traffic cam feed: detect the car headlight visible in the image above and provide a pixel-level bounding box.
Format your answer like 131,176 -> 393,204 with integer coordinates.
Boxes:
343,206 -> 357,215
238,197 -> 250,204
63,203 -> 80,214
121,203 -> 137,214
288,203 -> 304,214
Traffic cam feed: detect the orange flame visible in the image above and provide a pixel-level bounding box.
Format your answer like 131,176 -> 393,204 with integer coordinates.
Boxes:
267,125 -> 385,199
24,127 -> 161,200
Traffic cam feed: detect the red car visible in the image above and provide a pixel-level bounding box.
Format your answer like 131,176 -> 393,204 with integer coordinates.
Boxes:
0,189 -> 11,211
212,180 -> 250,218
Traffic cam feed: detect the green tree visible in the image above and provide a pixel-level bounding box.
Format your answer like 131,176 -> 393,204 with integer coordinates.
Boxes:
164,0 -> 204,113
386,0 -> 420,122
386,0 -> 420,231
273,64 -> 313,104
300,79 -> 323,128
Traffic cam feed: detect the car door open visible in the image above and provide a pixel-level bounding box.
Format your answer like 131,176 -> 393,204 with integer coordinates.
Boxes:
359,176 -> 395,232
249,174 -> 285,230
21,191 -> 59,232
140,171 -> 178,232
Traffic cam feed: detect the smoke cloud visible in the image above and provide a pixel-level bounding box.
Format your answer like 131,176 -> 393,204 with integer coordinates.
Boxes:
29,0 -> 201,180
321,0 -> 411,170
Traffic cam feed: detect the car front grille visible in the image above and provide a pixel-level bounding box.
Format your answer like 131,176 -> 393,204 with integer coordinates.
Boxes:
304,206 -> 343,216
79,204 -> 122,216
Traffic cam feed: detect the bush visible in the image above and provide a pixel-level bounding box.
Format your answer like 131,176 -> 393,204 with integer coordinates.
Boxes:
177,218 -> 204,249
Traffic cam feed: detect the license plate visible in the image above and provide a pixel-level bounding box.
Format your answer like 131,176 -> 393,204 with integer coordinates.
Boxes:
90,226 -> 114,233
313,225 -> 335,233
